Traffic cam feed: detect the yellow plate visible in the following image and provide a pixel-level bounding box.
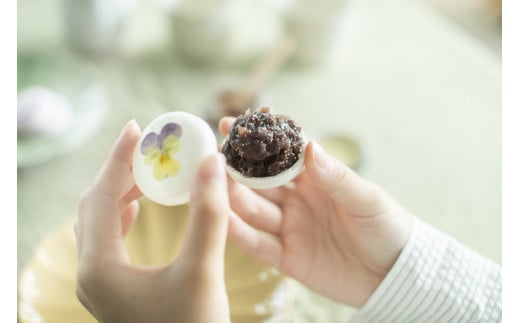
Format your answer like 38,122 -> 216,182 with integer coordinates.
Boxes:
19,198 -> 294,323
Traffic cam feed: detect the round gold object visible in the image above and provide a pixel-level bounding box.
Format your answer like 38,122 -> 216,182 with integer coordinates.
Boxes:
318,134 -> 362,170
18,198 -> 294,323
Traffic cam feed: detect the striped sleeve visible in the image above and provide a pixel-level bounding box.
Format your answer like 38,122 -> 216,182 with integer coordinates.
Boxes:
349,216 -> 501,323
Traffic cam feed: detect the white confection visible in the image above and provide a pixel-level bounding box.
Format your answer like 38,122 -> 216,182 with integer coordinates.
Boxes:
132,112 -> 217,206
17,86 -> 73,136
222,132 -> 307,190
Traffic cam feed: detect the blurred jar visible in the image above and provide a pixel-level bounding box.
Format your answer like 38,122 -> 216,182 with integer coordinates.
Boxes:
204,77 -> 273,137
283,0 -> 347,66
62,0 -> 136,56
171,0 -> 233,64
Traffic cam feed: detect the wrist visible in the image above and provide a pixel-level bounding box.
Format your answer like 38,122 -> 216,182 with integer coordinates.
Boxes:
356,209 -> 414,308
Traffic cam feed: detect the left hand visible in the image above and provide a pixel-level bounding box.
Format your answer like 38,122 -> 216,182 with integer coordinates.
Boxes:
75,120 -> 231,323
219,117 -> 413,308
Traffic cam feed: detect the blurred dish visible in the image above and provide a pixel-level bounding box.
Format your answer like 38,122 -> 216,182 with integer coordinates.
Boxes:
17,53 -> 108,168
18,86 -> 73,137
17,85 -> 108,168
318,134 -> 362,169
18,198 -> 293,323
63,0 -> 136,56
171,1 -> 233,64
283,1 -> 346,66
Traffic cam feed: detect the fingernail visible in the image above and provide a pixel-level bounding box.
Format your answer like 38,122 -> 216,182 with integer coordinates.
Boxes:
200,153 -> 226,184
127,119 -> 141,132
312,141 -> 329,169
119,119 -> 139,138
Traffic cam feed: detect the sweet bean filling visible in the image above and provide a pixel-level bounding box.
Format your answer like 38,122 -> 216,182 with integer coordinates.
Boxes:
222,107 -> 304,177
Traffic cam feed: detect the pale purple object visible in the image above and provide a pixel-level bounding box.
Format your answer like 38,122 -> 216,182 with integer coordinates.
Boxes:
17,86 -> 73,137
140,122 -> 182,154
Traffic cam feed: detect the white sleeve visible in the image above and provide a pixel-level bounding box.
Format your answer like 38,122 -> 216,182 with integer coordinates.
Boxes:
349,216 -> 501,323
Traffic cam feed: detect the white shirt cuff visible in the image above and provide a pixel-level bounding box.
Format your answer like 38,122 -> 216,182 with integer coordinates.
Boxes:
350,216 -> 501,323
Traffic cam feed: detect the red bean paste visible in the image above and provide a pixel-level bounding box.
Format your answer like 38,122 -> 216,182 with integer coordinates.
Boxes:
222,107 -> 304,177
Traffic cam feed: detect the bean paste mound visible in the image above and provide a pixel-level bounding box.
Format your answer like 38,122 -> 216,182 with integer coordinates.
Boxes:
222,107 -> 304,177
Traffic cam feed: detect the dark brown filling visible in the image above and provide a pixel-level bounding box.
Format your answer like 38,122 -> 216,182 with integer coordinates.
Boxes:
222,107 -> 304,177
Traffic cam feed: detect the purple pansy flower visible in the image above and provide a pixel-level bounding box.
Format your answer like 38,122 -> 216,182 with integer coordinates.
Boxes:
141,122 -> 183,180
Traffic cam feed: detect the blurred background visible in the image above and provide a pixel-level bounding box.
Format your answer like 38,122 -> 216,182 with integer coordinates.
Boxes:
18,0 -> 501,321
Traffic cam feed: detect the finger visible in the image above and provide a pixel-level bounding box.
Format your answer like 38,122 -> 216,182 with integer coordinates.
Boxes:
178,153 -> 230,272
121,200 -> 139,237
91,120 -> 141,199
292,167 -> 309,185
251,186 -> 292,206
305,141 -> 389,216
218,117 -> 236,137
77,120 -> 141,260
74,221 -> 80,258
121,169 -> 139,199
121,184 -> 143,207
228,180 -> 283,235
228,212 -> 282,269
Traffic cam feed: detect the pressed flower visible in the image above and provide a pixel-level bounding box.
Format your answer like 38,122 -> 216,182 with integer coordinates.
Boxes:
140,122 -> 182,180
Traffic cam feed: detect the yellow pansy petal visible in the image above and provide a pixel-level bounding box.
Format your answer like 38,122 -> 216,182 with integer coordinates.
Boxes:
152,154 -> 180,180
144,148 -> 161,165
153,164 -> 167,180
162,135 -> 181,156
161,155 -> 180,177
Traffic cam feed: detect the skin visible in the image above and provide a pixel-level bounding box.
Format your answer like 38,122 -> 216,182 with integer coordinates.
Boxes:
75,116 -> 414,322
75,120 -> 231,323
220,117 -> 414,308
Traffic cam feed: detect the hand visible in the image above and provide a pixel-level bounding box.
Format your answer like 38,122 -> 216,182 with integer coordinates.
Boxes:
220,117 -> 414,308
75,120 -> 231,323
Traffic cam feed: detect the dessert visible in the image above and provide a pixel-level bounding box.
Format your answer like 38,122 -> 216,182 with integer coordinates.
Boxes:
132,111 -> 217,206
222,107 -> 306,189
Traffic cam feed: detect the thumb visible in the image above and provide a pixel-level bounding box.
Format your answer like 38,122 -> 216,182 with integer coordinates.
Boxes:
305,141 -> 388,216
180,153 -> 230,272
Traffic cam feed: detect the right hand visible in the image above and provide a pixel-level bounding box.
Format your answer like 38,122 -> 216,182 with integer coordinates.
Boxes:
75,121 -> 231,323
220,117 -> 414,308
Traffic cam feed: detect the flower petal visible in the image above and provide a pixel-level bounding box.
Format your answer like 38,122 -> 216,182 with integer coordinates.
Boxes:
158,123 -> 182,148
141,132 -> 159,154
152,154 -> 180,180
153,162 -> 167,180
162,135 -> 181,156
144,147 -> 161,165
